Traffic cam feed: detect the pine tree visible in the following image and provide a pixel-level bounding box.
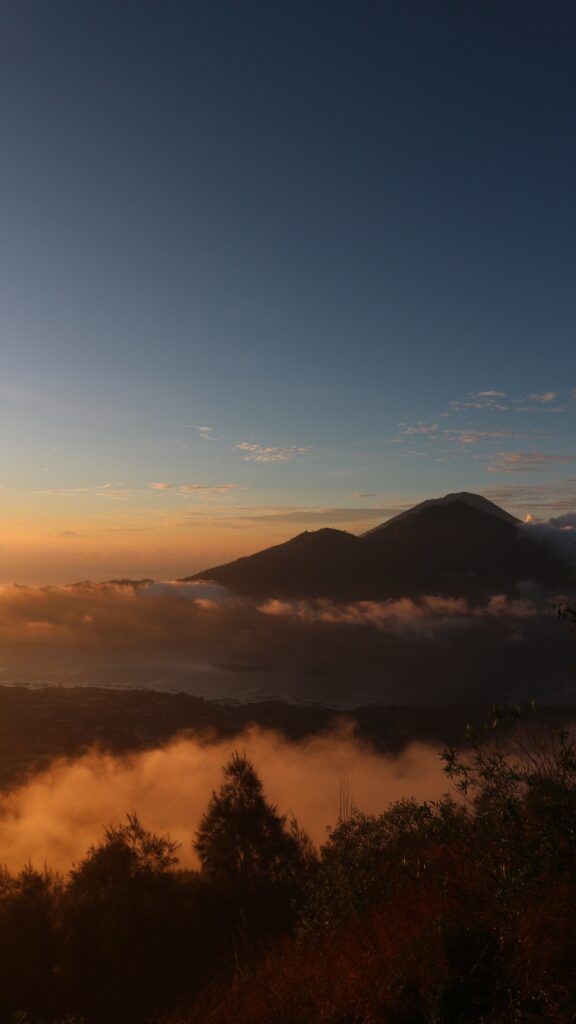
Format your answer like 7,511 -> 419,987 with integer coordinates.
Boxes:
194,752 -> 301,887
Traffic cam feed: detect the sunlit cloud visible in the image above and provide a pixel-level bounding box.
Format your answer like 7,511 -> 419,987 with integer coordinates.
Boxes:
487,451 -> 576,473
398,422 -> 439,436
34,483 -> 132,499
236,441 -> 311,462
260,593 -> 539,631
0,582 -> 572,705
173,504 -> 405,530
179,483 -> 241,494
528,392 -> 557,404
483,480 -> 576,513
186,424 -> 215,441
416,387 -> 575,425
201,505 -> 405,526
447,389 -> 514,413
443,429 -> 517,445
513,405 -> 567,414
149,482 -> 242,495
449,396 -> 509,412
396,424 -> 523,447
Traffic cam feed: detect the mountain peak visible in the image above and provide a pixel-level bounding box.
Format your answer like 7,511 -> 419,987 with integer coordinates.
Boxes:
184,489 -> 565,601
287,527 -> 357,545
363,491 -> 520,536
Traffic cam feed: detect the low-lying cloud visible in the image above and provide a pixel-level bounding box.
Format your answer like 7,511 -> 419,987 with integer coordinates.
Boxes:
0,579 -> 573,702
261,593 -> 539,638
0,727 -> 449,874
520,519 -> 576,565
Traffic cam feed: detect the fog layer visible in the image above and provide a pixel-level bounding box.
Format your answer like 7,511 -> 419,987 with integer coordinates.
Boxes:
0,727 -> 448,872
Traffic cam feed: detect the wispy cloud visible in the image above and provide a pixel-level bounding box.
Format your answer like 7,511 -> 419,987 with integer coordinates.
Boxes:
186,425 -> 215,441
448,389 -> 566,415
34,484 -> 132,500
397,424 -> 521,446
487,451 -> 576,473
483,480 -> 576,514
449,393 -> 509,412
528,392 -> 557,404
0,385 -> 76,414
398,423 -> 439,436
179,484 -> 240,494
227,506 -> 401,525
236,442 -> 311,463
149,482 -> 241,495
176,504 -> 406,528
0,385 -> 123,424
396,387 -> 572,458
443,429 -> 519,445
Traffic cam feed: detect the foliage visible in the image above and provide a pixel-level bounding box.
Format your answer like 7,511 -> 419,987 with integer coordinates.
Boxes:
4,712 -> 576,1023
193,752 -> 316,959
299,797 -> 445,936
69,813 -> 179,893
63,816 -> 191,1022
194,752 -> 309,886
172,707 -> 576,1024
441,703 -> 576,891
0,866 -> 63,1020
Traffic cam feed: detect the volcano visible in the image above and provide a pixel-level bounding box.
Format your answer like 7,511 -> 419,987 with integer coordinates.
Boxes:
184,492 -> 569,600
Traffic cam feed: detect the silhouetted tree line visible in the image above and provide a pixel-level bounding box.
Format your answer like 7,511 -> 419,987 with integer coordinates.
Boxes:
4,707 -> 576,1024
0,751 -> 314,1024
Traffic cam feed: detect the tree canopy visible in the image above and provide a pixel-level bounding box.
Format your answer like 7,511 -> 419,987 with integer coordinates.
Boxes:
194,752 -> 304,887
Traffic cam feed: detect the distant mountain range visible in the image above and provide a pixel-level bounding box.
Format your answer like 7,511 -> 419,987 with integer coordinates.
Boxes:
184,492 -> 570,600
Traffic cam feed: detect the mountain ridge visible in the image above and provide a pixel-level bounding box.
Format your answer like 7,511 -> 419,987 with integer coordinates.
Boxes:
361,491 -> 520,535
183,492 -> 568,600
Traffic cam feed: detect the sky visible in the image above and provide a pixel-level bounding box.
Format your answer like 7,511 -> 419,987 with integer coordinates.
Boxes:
1,1 -> 575,583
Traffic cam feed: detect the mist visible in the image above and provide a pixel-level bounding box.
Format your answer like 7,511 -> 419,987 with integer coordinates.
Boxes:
0,727 -> 449,873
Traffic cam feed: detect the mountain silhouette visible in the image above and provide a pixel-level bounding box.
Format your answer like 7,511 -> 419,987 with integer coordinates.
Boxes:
184,492 -> 569,600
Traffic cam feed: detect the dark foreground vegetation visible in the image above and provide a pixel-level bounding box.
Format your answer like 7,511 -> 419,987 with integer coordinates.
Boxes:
2,706 -> 576,1023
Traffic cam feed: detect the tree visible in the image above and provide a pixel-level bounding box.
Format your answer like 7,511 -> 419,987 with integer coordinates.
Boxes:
0,866 -> 62,1019
194,753 -> 315,951
194,753 -> 305,887
69,813 -> 179,896
65,815 -> 181,1023
441,703 -> 576,889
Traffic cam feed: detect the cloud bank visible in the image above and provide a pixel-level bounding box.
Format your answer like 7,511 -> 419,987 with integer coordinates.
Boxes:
0,578 -> 573,702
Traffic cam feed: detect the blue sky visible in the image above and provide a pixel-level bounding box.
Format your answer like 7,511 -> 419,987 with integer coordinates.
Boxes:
0,1 -> 575,581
